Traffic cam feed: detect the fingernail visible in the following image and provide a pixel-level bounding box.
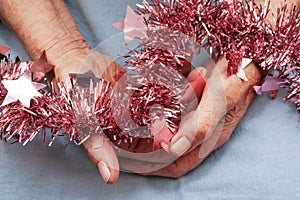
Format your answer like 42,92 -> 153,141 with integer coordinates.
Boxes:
170,136 -> 191,156
97,161 -> 111,183
196,67 -> 207,77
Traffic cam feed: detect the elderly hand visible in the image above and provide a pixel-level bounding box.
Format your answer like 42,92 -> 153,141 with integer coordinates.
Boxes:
116,0 -> 300,178
0,0 -> 123,184
118,59 -> 261,178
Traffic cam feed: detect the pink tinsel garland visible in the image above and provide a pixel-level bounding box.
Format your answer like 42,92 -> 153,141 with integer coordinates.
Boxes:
0,0 -> 299,149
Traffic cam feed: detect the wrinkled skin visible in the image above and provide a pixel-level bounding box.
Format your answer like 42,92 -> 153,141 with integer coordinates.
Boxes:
118,59 -> 261,178
0,0 -> 298,183
0,0 -> 123,184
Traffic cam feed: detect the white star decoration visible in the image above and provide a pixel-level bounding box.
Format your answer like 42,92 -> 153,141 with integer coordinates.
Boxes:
237,58 -> 252,81
113,5 -> 150,44
1,72 -> 46,108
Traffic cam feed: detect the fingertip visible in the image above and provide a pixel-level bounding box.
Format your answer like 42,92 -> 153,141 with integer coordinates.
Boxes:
107,167 -> 120,184
83,134 -> 120,184
97,161 -> 111,183
191,75 -> 206,100
170,122 -> 194,156
169,111 -> 200,156
97,161 -> 119,184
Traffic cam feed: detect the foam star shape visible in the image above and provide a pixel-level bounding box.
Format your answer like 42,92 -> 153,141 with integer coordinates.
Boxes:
237,58 -> 252,81
1,72 -> 46,108
113,5 -> 150,44
29,51 -> 54,82
0,44 -> 10,55
254,76 -> 285,95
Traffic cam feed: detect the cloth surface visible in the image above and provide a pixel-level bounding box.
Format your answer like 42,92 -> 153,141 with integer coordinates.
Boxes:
0,0 -> 299,199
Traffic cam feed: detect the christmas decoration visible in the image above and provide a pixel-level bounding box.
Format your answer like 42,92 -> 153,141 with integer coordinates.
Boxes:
0,0 -> 299,152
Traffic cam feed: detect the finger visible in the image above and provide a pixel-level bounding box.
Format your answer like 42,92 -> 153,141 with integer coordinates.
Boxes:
113,138 -> 152,153
224,62 -> 262,110
116,145 -> 178,164
82,135 -> 119,184
142,144 -> 205,178
198,87 -> 257,160
169,60 -> 261,156
180,66 -> 207,103
145,87 -> 256,178
118,156 -> 171,174
177,48 -> 194,77
214,87 -> 257,148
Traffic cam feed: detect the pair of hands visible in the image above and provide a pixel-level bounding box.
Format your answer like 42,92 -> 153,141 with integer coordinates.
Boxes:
80,0 -> 300,182
0,0 -> 262,184
55,49 -> 261,183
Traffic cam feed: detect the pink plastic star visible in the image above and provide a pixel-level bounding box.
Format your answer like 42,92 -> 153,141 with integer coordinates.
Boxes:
0,44 -> 10,55
113,5 -> 150,44
254,76 -> 285,96
29,51 -> 54,82
1,72 -> 46,108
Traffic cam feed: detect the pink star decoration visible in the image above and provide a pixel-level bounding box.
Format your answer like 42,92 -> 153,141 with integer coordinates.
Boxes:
0,44 -> 10,55
1,72 -> 46,108
29,51 -> 54,82
113,5 -> 150,44
254,76 -> 285,95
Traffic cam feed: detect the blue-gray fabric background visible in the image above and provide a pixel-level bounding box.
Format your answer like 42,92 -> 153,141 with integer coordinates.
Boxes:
0,1 -> 299,199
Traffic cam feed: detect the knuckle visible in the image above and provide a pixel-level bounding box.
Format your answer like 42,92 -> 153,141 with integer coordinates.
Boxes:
224,64 -> 261,109
225,106 -> 240,124
245,63 -> 262,86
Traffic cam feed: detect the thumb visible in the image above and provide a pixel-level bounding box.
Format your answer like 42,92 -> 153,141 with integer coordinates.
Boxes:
82,135 -> 119,184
